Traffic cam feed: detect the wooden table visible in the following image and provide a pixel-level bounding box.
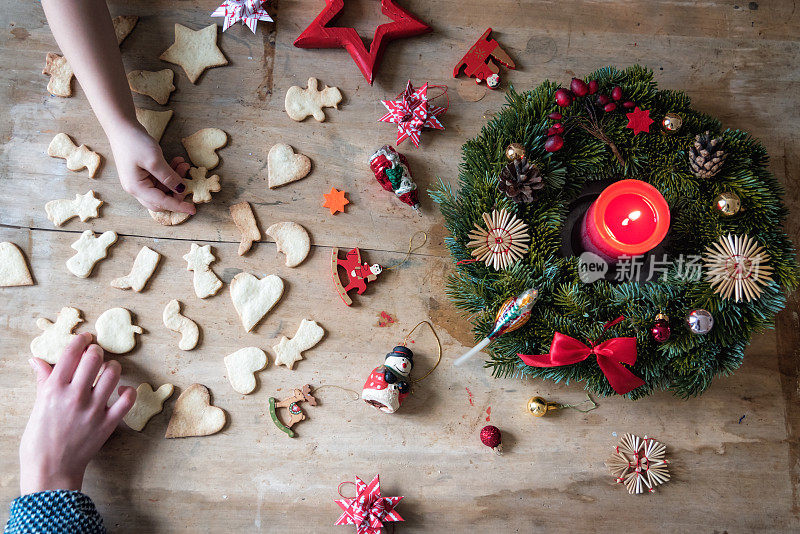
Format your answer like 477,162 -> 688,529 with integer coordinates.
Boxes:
2,0 -> 799,531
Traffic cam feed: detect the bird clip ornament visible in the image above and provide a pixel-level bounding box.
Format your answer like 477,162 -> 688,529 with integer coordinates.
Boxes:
369,145 -> 420,212
362,321 -> 442,414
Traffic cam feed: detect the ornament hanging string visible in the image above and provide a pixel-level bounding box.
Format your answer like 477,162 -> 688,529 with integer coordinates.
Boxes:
337,481 -> 357,499
400,320 -> 442,383
396,84 -> 449,115
383,231 -> 428,270
560,393 -> 598,413
308,384 -> 362,402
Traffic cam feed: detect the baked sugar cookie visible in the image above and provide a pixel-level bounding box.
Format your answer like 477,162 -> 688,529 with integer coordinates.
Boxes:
45,190 -> 103,227
47,133 -> 102,177
127,69 -> 175,105
229,273 -> 284,332
284,77 -> 341,122
42,53 -> 73,97
183,244 -> 223,298
30,307 -> 82,364
267,144 -> 311,188
224,347 -> 267,394
111,246 -> 160,292
182,128 -> 227,169
66,230 -> 117,278
95,307 -> 142,354
185,167 -> 221,204
135,108 -> 173,142
124,383 -> 173,431
266,221 -> 310,267
165,384 -> 226,438
163,299 -> 199,350
160,24 -> 227,84
0,242 -> 33,287
273,319 -> 324,369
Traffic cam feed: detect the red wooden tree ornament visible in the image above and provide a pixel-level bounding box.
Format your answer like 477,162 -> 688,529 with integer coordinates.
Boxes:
453,28 -> 516,88
293,0 -> 432,85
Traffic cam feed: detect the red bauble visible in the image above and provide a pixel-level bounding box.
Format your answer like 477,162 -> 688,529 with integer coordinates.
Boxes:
570,78 -> 588,97
293,0 -> 431,84
588,80 -> 599,94
551,122 -> 564,134
623,100 -> 636,109
546,127 -> 556,136
603,103 -> 617,112
596,94 -> 610,106
480,425 -> 503,454
548,112 -> 562,121
611,86 -> 623,101
651,316 -> 671,343
554,88 -> 573,107
544,135 -> 564,152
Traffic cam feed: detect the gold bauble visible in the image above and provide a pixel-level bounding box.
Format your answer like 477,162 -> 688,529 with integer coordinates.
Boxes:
505,143 -> 526,161
661,112 -> 683,134
714,191 -> 741,216
527,396 -> 559,417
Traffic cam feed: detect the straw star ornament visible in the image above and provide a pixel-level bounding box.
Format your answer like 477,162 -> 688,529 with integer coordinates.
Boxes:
606,433 -> 670,494
703,233 -> 773,302
467,208 -> 530,270
334,475 -> 403,534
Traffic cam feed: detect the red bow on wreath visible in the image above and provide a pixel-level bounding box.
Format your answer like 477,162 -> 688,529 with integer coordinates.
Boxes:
518,317 -> 644,395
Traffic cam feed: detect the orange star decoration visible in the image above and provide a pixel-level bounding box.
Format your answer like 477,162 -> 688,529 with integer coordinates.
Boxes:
323,187 -> 350,214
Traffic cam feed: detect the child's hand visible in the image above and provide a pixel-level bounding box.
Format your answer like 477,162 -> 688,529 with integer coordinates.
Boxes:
19,333 -> 136,495
107,122 -> 196,215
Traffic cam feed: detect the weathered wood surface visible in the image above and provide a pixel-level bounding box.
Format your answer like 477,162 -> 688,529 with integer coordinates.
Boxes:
1,0 -> 799,532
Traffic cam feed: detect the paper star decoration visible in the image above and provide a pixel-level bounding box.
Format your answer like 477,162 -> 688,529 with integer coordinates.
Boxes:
323,187 -> 349,214
335,475 -> 403,534
294,0 -> 431,85
378,81 -> 446,147
159,24 -> 228,84
211,0 -> 273,33
625,106 -> 654,135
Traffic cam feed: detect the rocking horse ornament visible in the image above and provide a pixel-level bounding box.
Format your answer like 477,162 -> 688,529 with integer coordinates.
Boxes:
331,247 -> 382,306
268,385 -> 317,438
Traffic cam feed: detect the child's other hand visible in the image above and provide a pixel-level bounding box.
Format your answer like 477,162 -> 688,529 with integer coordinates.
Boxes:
107,122 -> 196,215
19,333 -> 137,495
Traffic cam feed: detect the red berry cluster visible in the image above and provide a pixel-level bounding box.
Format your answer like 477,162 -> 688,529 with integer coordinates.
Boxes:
545,78 -> 636,152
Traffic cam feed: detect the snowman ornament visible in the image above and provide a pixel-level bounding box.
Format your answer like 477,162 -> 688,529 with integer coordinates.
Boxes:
361,346 -> 414,414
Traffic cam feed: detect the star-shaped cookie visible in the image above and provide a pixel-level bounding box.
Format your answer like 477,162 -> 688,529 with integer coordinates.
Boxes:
160,24 -> 228,84
322,187 -> 349,215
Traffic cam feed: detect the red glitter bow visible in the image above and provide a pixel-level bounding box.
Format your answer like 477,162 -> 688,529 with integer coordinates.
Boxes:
335,475 -> 403,534
518,317 -> 644,395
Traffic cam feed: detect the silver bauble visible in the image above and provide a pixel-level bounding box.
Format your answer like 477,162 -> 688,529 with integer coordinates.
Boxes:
686,309 -> 714,335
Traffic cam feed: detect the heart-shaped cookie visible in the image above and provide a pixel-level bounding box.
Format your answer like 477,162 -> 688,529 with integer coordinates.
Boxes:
267,143 -> 311,188
224,347 -> 268,394
165,384 -> 226,438
230,273 -> 284,332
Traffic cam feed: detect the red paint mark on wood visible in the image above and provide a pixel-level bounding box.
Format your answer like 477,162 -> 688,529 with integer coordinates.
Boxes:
377,311 -> 396,327
466,387 -> 474,406
485,406 -> 491,421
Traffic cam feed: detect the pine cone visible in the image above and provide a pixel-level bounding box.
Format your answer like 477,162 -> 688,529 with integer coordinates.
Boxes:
688,131 -> 728,179
497,157 -> 544,203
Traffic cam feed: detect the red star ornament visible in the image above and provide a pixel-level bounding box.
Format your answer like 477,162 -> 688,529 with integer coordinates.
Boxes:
293,0 -> 431,85
378,81 -> 446,147
626,107 -> 654,135
335,475 -> 403,534
323,187 -> 350,214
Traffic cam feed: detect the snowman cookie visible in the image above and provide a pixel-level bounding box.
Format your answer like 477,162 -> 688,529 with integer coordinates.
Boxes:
361,345 -> 414,414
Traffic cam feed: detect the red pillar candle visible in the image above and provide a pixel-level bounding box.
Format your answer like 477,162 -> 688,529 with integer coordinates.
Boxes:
580,179 -> 670,262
